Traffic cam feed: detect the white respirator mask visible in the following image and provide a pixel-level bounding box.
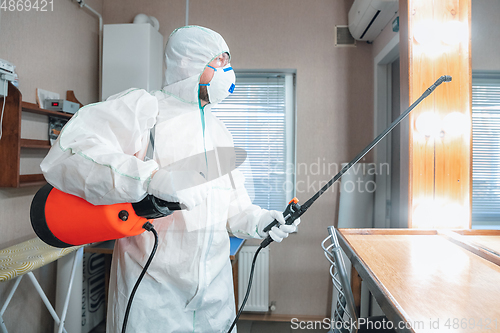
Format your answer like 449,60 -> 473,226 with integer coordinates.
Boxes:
202,64 -> 236,105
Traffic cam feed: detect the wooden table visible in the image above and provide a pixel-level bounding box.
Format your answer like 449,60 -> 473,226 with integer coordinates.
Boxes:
337,229 -> 500,333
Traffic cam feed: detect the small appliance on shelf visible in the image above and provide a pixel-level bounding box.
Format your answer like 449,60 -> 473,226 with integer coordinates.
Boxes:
44,99 -> 80,114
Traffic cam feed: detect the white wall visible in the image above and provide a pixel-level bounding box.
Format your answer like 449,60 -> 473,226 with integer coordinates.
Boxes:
0,1 -> 102,331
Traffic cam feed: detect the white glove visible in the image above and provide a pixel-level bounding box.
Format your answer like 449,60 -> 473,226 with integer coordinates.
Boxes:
257,210 -> 301,243
147,168 -> 208,211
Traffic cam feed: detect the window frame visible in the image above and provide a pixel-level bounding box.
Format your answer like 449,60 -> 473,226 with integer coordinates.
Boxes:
471,70 -> 500,229
211,70 -> 297,211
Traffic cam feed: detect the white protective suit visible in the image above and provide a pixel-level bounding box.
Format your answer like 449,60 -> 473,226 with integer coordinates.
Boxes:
40,26 -> 292,332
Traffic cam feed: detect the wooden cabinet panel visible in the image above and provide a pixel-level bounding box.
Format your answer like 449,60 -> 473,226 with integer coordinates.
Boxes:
0,82 -> 73,188
407,0 -> 472,228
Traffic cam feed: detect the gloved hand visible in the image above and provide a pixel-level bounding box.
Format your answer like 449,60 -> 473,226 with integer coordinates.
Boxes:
257,210 -> 301,243
147,168 -> 208,211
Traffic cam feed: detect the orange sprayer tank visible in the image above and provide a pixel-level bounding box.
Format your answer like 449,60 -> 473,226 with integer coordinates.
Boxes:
31,184 -> 181,248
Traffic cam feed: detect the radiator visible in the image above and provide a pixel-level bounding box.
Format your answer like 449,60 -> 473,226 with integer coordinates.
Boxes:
238,245 -> 269,312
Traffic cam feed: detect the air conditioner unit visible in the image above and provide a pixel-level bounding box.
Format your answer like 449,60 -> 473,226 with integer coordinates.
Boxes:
348,0 -> 398,42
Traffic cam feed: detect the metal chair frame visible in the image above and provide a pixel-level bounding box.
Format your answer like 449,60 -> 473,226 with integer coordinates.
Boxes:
322,226 -> 358,333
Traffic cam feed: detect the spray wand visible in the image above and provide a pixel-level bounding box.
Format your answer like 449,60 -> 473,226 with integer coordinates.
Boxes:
260,75 -> 452,247
227,75 -> 452,332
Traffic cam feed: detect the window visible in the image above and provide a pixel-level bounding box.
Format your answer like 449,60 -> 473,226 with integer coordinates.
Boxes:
472,71 -> 500,228
211,72 -> 296,211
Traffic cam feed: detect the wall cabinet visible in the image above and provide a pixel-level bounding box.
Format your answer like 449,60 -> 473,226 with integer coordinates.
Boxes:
0,82 -> 74,187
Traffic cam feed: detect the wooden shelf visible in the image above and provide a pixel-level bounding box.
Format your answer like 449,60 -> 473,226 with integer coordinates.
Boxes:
19,174 -> 46,187
0,82 -> 78,188
22,101 -> 73,119
20,139 -> 51,149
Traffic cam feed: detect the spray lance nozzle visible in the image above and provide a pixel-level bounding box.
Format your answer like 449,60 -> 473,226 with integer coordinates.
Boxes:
423,75 -> 452,98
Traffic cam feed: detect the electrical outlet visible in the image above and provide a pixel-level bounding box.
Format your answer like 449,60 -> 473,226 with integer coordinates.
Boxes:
0,78 -> 7,98
0,71 -> 17,98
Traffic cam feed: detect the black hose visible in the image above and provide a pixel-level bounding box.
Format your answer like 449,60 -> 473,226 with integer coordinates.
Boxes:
121,222 -> 159,333
227,245 -> 263,333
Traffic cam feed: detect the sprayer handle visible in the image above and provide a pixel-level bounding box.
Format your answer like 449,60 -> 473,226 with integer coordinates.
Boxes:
132,195 -> 184,219
153,197 -> 184,211
262,198 -> 300,232
260,198 -> 301,248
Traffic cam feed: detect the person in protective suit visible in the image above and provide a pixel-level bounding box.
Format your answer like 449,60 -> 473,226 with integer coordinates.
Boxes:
40,26 -> 300,332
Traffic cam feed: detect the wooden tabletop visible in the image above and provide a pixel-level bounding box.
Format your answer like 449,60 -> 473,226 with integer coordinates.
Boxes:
337,229 -> 500,333
465,236 -> 500,254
